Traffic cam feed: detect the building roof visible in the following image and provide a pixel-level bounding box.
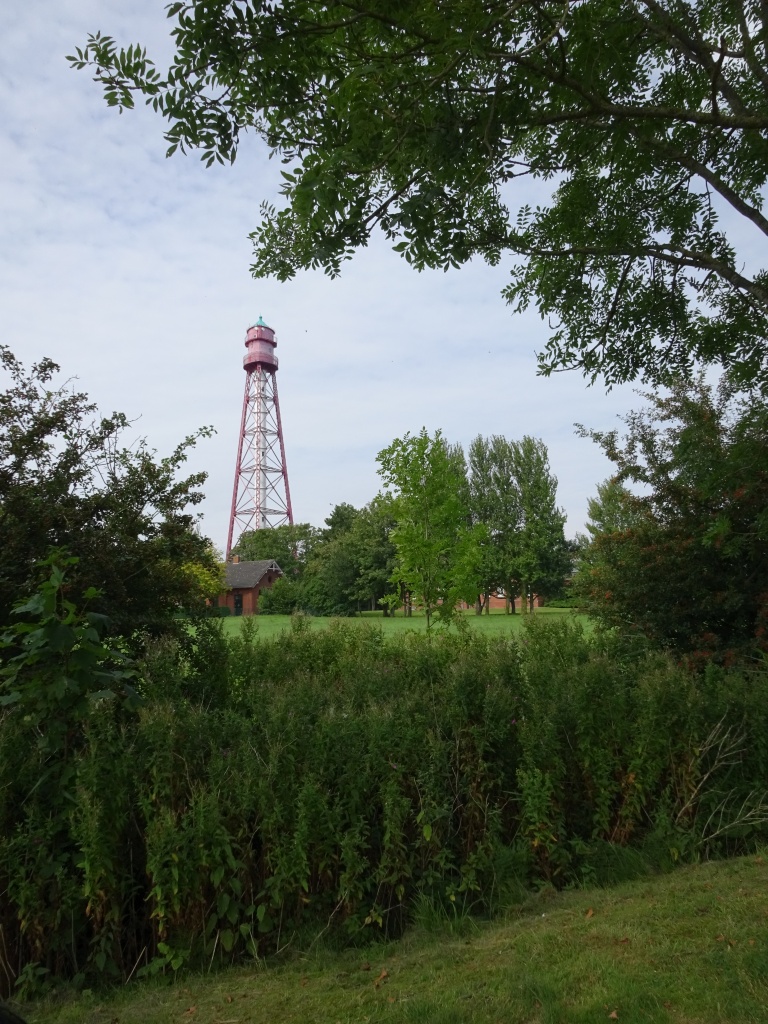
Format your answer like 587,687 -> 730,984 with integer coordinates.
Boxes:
224,559 -> 282,589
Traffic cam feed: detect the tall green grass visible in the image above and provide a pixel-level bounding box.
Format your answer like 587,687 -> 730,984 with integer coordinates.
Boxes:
1,616 -> 767,996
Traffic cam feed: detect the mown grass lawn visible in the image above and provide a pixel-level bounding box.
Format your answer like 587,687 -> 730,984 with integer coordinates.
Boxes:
23,855 -> 768,1024
218,606 -> 589,641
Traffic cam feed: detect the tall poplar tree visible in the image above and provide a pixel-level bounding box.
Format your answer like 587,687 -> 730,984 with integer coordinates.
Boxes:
468,435 -> 521,612
509,437 -> 569,612
468,434 -> 568,611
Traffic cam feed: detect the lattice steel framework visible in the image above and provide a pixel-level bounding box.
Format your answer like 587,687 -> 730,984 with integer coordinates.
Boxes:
226,318 -> 293,558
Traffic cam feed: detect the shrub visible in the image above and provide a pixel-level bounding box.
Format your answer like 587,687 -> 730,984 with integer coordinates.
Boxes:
2,609 -> 767,992
258,576 -> 302,615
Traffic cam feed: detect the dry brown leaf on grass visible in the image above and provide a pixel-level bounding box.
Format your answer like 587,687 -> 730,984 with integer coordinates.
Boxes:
374,969 -> 389,989
608,1011 -> 619,1019
585,908 -> 594,919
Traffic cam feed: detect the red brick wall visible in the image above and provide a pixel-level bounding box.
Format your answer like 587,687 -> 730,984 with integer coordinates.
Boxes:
487,593 -> 544,611
217,587 -> 260,615
218,575 -> 282,616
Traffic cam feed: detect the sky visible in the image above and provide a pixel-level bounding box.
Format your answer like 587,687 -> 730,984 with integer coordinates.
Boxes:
1,1 -> 648,553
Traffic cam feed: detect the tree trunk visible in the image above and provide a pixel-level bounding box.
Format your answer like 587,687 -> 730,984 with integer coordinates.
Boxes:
484,590 -> 490,614
475,595 -> 483,615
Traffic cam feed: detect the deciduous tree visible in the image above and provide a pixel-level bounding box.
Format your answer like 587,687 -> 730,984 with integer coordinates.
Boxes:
508,436 -> 570,611
347,495 -> 398,613
377,429 -> 482,627
0,347 -> 216,641
73,0 -> 768,390
585,478 -> 644,539
575,378 -> 768,660
468,433 -> 568,612
468,434 -> 521,612
233,522 -> 319,576
302,505 -> 361,615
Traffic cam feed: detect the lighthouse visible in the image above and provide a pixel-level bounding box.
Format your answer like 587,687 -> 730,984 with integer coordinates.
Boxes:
226,317 -> 293,559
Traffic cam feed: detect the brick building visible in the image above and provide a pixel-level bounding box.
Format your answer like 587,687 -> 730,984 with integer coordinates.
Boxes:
487,591 -> 545,611
218,558 -> 282,616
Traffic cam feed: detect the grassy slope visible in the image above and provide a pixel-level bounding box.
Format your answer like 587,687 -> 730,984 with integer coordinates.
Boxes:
219,606 -> 589,640
24,856 -> 768,1024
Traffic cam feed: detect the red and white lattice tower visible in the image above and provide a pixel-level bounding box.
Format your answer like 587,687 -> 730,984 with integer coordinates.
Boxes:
226,317 -> 293,558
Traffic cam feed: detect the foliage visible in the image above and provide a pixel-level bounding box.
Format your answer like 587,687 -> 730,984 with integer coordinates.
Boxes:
468,434 -> 521,611
251,501 -> 396,617
0,560 -> 140,992
345,495 -> 398,612
21,858 -> 768,1024
544,597 -> 582,609
575,377 -> 768,661
509,436 -> 571,608
322,501 -> 359,540
468,434 -> 569,611
377,429 -> 483,627
233,523 -> 321,616
258,576 -> 303,615
0,347 -> 217,640
233,522 -> 320,578
73,1 -> 768,391
302,535 -> 360,616
585,478 -> 644,538
0,556 -> 139,751
3,612 -> 768,992
180,549 -> 226,604
300,503 -> 363,616
300,499 -> 398,616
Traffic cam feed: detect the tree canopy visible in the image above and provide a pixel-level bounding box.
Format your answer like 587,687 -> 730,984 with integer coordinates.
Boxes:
575,378 -> 768,661
508,435 -> 570,607
468,433 -> 569,610
233,522 -> 320,576
377,429 -> 483,626
74,1 -> 768,390
0,347 -> 217,640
